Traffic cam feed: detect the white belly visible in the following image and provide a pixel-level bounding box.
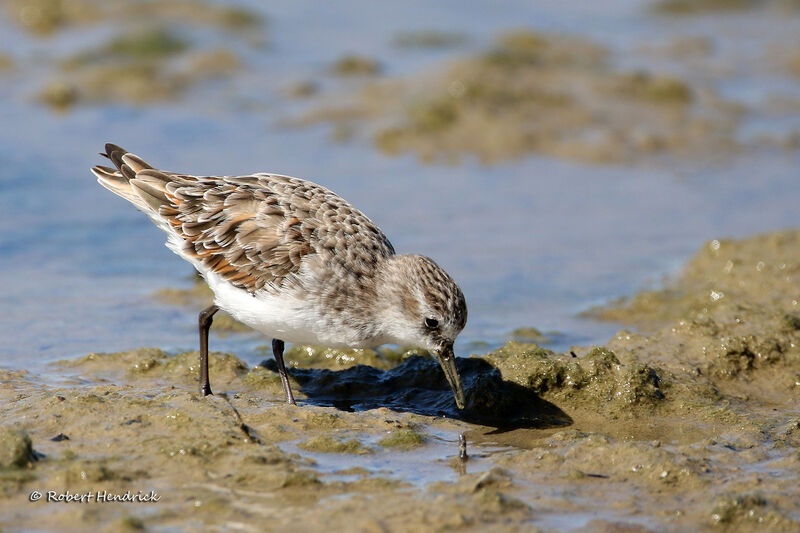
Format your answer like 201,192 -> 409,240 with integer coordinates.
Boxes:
164,231 -> 382,348
205,270 -> 374,347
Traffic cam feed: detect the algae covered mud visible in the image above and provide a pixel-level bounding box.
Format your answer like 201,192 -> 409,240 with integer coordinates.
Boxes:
2,0 -> 800,530
3,230 -> 800,531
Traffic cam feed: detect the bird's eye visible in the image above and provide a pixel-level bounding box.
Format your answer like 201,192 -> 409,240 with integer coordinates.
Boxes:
424,317 -> 439,329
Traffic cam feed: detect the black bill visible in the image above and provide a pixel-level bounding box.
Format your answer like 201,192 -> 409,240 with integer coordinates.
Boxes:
435,343 -> 466,409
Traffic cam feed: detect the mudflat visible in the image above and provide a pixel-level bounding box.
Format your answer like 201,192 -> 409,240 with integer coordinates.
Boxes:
2,229 -> 799,531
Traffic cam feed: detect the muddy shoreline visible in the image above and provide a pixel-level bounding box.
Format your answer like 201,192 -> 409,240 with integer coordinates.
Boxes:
2,229 -> 799,531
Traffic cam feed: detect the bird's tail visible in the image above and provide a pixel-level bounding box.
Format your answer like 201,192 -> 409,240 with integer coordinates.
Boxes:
91,143 -> 161,214
92,143 -> 204,265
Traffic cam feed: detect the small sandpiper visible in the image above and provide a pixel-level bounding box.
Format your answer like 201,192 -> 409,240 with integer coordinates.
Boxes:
92,144 -> 467,408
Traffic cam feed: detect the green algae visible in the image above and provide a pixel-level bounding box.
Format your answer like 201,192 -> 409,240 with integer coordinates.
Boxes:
161,351 -> 248,379
508,327 -> 551,343
610,72 -> 692,104
708,492 -> 799,530
44,41 -> 245,110
279,344 -> 421,370
483,29 -> 607,69
651,0 -> 799,15
330,55 -> 381,76
279,470 -> 321,488
711,493 -> 767,523
4,0 -> 264,36
54,348 -> 258,397
214,6 -> 263,30
5,228 -> 800,530
299,435 -> 372,455
377,429 -> 424,450
485,343 -> 666,413
4,0 -> 95,35
0,429 -> 37,469
13,0 -> 261,110
14,0 -> 264,111
304,412 -> 345,429
392,30 -> 468,49
37,81 -> 79,112
301,28 -> 741,165
585,231 -> 800,408
242,366 -> 287,394
338,476 -> 405,492
140,1 -> 265,32
101,27 -> 188,61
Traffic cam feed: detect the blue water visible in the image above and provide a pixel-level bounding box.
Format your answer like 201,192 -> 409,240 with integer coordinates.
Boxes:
1,0 -> 799,368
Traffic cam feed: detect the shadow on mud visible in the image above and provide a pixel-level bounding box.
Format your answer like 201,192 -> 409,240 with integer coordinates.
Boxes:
260,356 -> 571,431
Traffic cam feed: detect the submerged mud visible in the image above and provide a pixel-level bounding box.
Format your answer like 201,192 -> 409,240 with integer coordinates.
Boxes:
294,29 -> 745,165
0,0 -> 263,110
3,229 -> 800,531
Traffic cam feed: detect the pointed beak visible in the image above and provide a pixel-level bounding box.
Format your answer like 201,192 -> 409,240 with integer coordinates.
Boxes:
435,342 -> 466,409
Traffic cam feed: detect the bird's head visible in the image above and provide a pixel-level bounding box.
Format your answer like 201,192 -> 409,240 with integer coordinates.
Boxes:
378,255 -> 468,409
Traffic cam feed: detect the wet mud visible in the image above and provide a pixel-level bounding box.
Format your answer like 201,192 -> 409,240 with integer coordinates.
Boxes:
3,229 -> 800,531
330,55 -> 382,77
5,6 -> 799,166
4,0 -> 262,37
294,29 -> 746,165
392,30 -> 468,49
650,0 -> 800,15
1,0 -> 264,110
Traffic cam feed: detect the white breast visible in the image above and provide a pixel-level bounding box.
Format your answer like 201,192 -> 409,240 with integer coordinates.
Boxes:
163,228 -> 383,348
204,270 -> 376,348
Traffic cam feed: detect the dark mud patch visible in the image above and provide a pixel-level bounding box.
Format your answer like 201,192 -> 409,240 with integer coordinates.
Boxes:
269,355 -> 571,429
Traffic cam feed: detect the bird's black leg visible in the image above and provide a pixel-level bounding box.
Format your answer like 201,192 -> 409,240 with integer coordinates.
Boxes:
272,339 -> 296,405
198,305 -> 219,396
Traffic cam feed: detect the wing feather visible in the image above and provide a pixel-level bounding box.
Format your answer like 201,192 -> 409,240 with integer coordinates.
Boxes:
92,144 -> 396,294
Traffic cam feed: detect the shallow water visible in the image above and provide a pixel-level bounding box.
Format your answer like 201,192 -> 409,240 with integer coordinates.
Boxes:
1,2 -> 800,530
1,0 -> 799,367
280,426 -> 505,489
